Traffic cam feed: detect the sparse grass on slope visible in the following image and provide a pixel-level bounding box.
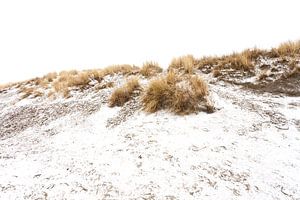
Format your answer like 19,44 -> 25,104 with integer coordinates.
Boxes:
51,65 -> 139,97
1,39 -> 299,109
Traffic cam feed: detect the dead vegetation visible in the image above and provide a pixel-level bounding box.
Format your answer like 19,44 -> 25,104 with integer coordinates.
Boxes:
49,65 -> 139,97
1,39 -> 299,106
271,41 -> 300,57
109,77 -> 140,107
142,70 -> 212,115
140,61 -> 163,77
0,83 -> 14,92
196,49 -> 263,75
19,87 -> 43,99
218,52 -> 254,71
169,55 -> 195,74
95,82 -> 114,90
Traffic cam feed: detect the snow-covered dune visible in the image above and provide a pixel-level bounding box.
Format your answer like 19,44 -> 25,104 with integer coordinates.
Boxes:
0,73 -> 299,199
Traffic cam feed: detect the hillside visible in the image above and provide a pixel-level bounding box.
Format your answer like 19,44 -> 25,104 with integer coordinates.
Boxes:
0,41 -> 300,199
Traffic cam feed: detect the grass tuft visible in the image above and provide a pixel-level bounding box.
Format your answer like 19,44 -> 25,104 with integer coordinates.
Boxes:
142,71 -> 210,114
109,78 -> 140,107
220,52 -> 254,71
272,41 -> 300,57
140,61 -> 163,77
169,55 -> 195,74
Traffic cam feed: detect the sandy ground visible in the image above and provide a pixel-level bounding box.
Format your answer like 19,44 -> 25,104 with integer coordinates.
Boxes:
0,78 -> 300,199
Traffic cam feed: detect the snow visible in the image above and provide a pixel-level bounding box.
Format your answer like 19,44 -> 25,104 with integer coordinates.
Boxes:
0,81 -> 300,199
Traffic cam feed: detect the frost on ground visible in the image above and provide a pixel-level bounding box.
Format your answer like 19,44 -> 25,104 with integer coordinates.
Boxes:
0,75 -> 300,200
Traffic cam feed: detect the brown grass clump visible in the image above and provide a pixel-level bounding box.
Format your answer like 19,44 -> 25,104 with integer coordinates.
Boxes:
220,52 -> 254,71
19,87 -> 43,99
196,56 -> 220,69
212,69 -> 221,77
172,87 -> 197,115
109,78 -> 140,107
51,70 -> 102,96
190,76 -> 209,97
34,72 -> 58,88
166,69 -> 178,84
195,50 -> 260,73
102,64 -> 139,76
20,87 -> 35,99
50,64 -> 138,96
171,76 -> 209,114
272,41 -> 300,57
44,72 -> 58,82
142,71 -> 211,115
142,77 -> 174,113
241,48 -> 267,60
169,55 -> 195,74
140,61 -> 163,77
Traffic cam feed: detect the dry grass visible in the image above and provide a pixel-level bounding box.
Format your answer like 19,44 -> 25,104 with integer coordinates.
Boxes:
166,69 -> 178,84
109,77 -> 140,107
142,77 -> 174,113
190,76 -> 209,97
46,65 -> 139,97
47,90 -> 56,98
171,76 -> 209,114
212,69 -> 221,77
51,72 -> 90,97
0,83 -> 16,91
196,50 -> 259,72
142,71 -> 210,114
196,56 -> 220,69
219,52 -> 254,71
52,81 -> 70,98
169,55 -> 195,74
172,87 -> 197,115
3,39 -> 300,102
44,72 -> 58,82
19,87 -> 43,99
241,48 -> 267,60
102,64 -> 139,76
140,61 -> 163,77
20,87 -> 35,99
96,82 -> 114,90
1,65 -> 139,98
272,41 -> 300,57
34,72 -> 58,88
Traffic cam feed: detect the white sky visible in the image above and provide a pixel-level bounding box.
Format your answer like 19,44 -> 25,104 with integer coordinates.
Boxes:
0,0 -> 300,84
